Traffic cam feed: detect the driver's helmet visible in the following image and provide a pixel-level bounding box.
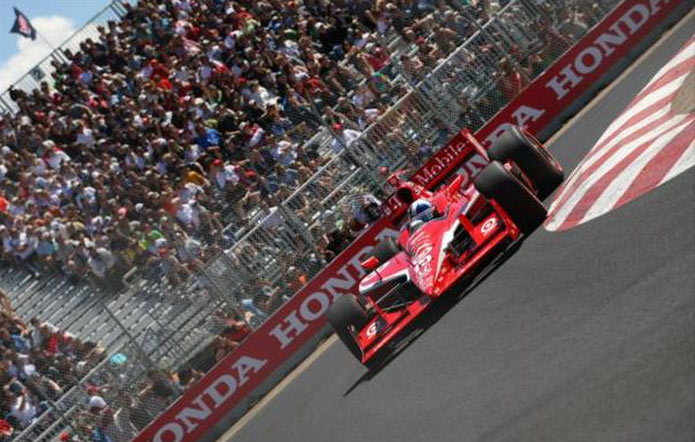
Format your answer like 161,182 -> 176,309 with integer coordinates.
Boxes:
408,199 -> 435,223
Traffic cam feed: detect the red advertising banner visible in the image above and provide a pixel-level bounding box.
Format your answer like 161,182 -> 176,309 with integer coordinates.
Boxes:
134,215 -> 401,442
135,1 -> 684,440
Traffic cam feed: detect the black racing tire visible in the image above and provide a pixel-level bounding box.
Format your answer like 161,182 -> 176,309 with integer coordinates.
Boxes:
371,238 -> 400,263
474,161 -> 547,235
326,295 -> 368,362
487,126 -> 563,200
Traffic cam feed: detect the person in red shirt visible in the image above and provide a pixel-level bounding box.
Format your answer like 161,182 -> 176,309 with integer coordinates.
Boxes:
497,58 -> 528,102
366,45 -> 390,72
154,75 -> 173,91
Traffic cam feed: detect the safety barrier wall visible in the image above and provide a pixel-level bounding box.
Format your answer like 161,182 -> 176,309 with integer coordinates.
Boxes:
134,1 -> 689,441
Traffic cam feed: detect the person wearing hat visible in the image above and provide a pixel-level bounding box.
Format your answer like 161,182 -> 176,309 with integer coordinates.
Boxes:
86,385 -> 108,413
210,158 -> 239,190
330,122 -> 362,153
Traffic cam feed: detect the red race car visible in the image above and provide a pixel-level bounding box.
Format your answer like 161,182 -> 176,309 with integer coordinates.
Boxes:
326,126 -> 564,367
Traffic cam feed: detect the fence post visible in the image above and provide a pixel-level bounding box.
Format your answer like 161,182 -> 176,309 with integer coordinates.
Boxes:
103,300 -> 157,369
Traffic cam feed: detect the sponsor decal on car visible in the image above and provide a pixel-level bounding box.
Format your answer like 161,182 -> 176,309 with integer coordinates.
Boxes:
480,217 -> 498,236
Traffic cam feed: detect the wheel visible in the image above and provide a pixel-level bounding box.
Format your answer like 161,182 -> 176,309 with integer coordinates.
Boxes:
326,295 -> 368,362
371,238 -> 400,263
474,161 -> 547,235
488,126 -> 563,200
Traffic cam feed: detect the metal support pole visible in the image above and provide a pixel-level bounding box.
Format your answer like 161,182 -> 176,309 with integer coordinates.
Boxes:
98,292 -> 157,371
198,261 -> 253,328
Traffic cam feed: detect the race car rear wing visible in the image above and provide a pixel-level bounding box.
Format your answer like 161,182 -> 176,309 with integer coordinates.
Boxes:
381,129 -> 490,221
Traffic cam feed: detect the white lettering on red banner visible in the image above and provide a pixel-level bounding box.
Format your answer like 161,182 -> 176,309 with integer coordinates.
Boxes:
152,357 -> 266,442
545,1 -> 669,100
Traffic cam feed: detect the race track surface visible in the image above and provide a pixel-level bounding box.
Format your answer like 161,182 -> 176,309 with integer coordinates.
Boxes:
225,15 -> 695,442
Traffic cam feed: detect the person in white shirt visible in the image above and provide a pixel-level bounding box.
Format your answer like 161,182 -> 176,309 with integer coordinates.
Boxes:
270,139 -> 298,166
178,182 -> 203,204
175,200 -> 201,230
9,391 -> 37,428
330,123 -> 362,153
210,159 -> 239,190
87,247 -> 117,279
75,121 -> 96,148
45,146 -> 71,170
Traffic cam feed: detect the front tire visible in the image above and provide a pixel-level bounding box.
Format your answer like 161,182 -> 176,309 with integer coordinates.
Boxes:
474,161 -> 547,235
326,295 -> 368,362
488,126 -> 563,200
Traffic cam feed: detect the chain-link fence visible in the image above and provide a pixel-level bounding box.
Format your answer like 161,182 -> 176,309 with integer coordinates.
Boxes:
0,1 -> 625,440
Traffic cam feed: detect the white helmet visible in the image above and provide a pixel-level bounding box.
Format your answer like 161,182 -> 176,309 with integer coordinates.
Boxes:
408,199 -> 434,221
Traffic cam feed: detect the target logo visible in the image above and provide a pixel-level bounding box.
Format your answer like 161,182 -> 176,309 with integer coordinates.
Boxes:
481,217 -> 498,235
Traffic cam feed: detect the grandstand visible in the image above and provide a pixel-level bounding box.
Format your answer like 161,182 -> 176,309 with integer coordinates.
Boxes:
0,0 -> 619,440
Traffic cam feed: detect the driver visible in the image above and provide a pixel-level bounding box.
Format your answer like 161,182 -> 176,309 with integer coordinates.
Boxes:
407,198 -> 436,232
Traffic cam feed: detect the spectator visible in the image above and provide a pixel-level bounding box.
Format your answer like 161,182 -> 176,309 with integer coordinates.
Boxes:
87,246 -> 117,280
558,8 -> 589,41
7,388 -> 37,429
330,123 -> 362,153
351,193 -> 383,228
496,58 -> 529,102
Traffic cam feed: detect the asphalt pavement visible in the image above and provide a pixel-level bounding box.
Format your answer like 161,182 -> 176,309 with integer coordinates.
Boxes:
224,14 -> 695,442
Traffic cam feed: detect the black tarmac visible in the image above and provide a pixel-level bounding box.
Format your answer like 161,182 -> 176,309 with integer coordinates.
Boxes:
227,16 -> 695,442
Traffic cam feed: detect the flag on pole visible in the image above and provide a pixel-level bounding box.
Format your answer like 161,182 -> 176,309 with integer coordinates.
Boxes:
9,7 -> 37,41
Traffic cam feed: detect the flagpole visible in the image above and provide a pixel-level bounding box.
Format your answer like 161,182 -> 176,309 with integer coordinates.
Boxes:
36,29 -> 58,53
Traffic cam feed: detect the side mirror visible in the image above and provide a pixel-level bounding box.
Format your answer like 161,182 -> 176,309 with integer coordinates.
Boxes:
361,256 -> 380,271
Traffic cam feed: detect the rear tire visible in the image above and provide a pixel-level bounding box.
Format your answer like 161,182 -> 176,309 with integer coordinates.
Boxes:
371,238 -> 400,263
474,161 -> 547,235
326,295 -> 368,362
488,126 -> 563,200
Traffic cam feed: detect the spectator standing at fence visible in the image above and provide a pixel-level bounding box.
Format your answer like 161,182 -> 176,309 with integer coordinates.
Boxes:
330,123 -> 362,153
496,58 -> 528,102
97,399 -> 138,442
558,7 -> 589,41
351,193 -> 382,228
7,387 -> 38,429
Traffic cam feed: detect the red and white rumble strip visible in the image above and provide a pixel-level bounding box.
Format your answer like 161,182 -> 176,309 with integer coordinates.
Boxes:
546,37 -> 695,231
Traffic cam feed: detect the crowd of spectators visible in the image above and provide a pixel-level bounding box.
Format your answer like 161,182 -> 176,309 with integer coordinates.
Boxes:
0,0 -> 504,291
0,291 -> 105,440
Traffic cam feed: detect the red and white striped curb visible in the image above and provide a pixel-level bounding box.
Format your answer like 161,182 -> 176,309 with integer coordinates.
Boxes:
546,37 -> 695,232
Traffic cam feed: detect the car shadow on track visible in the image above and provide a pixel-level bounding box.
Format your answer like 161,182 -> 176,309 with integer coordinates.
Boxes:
343,240 -> 524,397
